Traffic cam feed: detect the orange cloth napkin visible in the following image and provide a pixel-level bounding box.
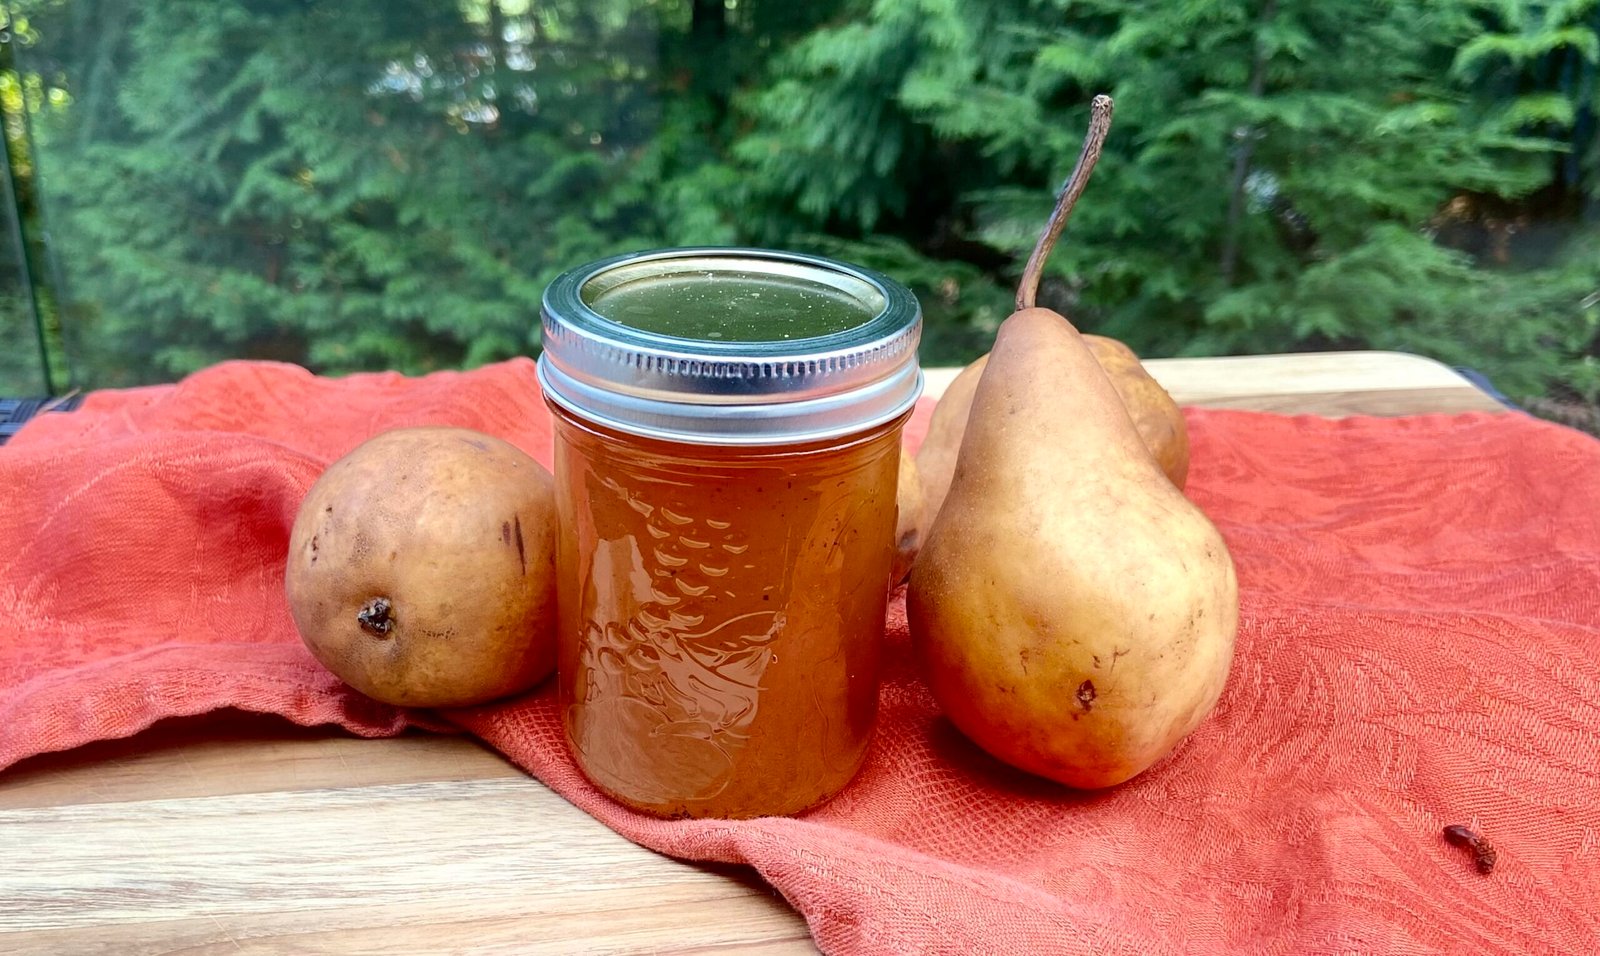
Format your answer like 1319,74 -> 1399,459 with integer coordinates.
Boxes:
2,358 -> 1597,954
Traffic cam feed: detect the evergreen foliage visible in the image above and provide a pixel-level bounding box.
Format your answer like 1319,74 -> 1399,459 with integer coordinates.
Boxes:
0,0 -> 1595,409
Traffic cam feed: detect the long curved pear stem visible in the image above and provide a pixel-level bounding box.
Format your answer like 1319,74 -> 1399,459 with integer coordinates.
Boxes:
1015,95 -> 1115,312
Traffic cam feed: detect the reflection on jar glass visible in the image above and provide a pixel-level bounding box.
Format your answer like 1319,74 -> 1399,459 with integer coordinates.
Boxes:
551,411 -> 903,818
538,248 -> 922,819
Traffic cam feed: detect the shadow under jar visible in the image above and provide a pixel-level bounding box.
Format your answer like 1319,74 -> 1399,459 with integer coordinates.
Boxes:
538,248 -> 923,820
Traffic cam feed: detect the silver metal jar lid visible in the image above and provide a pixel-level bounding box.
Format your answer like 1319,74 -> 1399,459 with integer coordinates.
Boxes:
537,247 -> 923,445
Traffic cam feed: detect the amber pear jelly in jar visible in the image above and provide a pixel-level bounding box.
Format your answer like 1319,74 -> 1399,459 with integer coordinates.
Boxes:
537,248 -> 922,820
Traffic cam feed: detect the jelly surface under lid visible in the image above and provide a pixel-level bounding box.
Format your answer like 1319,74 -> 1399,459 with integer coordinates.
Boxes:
537,247 -> 923,444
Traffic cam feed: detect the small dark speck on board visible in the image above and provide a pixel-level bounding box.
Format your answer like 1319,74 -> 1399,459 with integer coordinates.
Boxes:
1443,825 -> 1497,874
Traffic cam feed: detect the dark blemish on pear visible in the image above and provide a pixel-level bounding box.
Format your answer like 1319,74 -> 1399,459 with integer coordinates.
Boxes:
514,515 -> 527,576
501,521 -> 511,546
1076,679 -> 1097,711
462,437 -> 490,452
357,597 -> 395,637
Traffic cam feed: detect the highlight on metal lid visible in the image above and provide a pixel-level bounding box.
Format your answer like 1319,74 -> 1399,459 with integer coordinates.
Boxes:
537,247 -> 923,445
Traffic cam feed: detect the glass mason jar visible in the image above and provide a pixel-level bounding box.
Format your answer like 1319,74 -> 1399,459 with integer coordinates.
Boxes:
537,248 -> 922,820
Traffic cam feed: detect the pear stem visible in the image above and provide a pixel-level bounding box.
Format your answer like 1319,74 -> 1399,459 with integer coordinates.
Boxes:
1015,94 -> 1114,312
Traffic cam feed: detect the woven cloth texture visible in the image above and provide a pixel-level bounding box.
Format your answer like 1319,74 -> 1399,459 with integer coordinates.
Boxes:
2,357 -> 1596,954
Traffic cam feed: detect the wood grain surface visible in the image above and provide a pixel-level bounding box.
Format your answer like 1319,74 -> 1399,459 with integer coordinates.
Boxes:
0,352 -> 1506,955
922,349 -> 1508,415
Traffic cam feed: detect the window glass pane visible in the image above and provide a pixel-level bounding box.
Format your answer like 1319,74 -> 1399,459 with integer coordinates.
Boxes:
0,77 -> 44,396
2,1 -> 1596,427
0,214 -> 44,395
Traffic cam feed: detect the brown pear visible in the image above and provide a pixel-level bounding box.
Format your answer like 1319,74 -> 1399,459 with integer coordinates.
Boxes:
908,312 -> 1236,787
915,338 -> 1187,540
891,450 -> 925,586
285,427 -> 559,708
1083,335 -> 1190,488
907,95 -> 1238,788
914,353 -> 987,535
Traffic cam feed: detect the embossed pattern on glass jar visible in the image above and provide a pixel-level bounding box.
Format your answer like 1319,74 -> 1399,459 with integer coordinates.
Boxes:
552,409 -> 901,819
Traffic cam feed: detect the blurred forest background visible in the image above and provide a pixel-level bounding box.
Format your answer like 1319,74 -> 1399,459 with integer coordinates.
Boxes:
1,0 -> 1597,426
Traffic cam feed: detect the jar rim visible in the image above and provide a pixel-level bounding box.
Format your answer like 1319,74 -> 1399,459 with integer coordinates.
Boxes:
538,247 -> 923,445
